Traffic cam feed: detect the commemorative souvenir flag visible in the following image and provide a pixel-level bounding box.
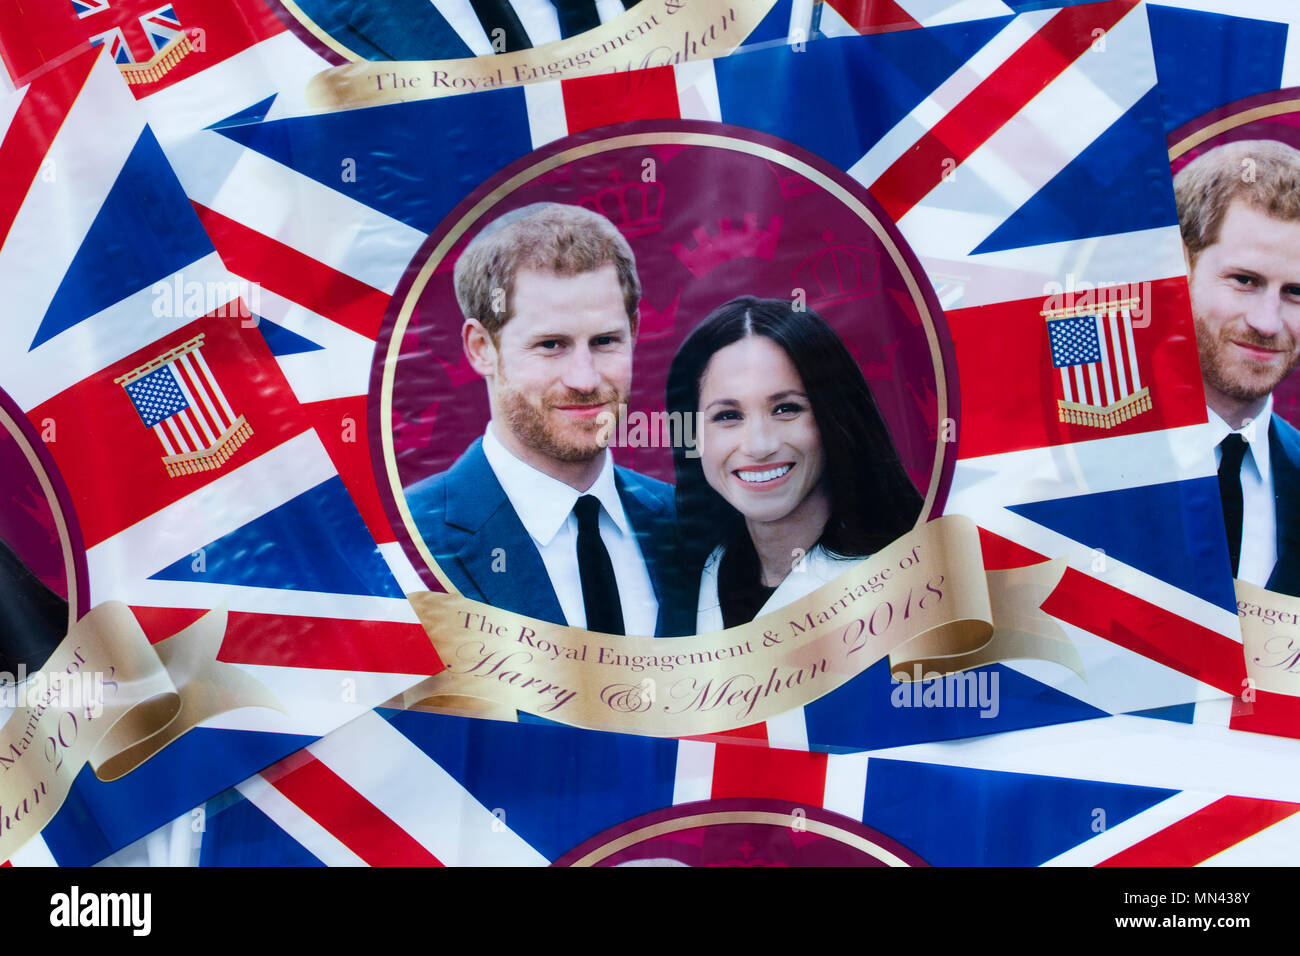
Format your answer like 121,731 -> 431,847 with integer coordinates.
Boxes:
0,47 -> 447,866
0,0 -> 808,146
127,707 -> 1300,869
1138,0 -> 1300,741
153,0 -> 1247,756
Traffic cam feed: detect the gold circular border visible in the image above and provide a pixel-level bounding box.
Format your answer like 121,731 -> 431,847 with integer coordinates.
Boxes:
1168,97 -> 1300,161
381,130 -> 953,596
565,809 -> 915,867
0,404 -> 78,631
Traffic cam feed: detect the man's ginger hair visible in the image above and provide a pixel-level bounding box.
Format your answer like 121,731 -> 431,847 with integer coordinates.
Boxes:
1174,139 -> 1300,266
453,202 -> 640,339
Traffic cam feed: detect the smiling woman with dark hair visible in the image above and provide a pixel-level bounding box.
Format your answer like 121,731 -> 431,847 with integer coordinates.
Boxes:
0,536 -> 68,676
666,296 -> 922,631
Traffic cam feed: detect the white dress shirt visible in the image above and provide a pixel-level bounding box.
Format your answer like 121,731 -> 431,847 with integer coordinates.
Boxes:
1208,397 -> 1277,587
481,424 -> 659,636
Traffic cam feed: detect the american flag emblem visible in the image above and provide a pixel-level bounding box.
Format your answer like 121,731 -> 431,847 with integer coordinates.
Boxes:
116,334 -> 253,478
81,2 -> 191,85
1045,297 -> 1151,429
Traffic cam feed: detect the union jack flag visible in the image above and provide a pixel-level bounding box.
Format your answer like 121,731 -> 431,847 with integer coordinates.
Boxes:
84,3 -> 183,62
0,47 -> 443,865
34,709 -> 1297,867
0,0 -> 292,100
1145,0 -> 1300,741
152,0 -> 1241,760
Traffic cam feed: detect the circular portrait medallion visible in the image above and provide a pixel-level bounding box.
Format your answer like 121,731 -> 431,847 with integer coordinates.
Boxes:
551,798 -> 929,866
1168,87 -> 1300,429
0,387 -> 87,680
371,119 -> 958,644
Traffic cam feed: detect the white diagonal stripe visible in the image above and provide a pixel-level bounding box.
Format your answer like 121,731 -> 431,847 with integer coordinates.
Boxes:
246,286 -> 376,404
309,710 -> 549,865
102,577 -> 417,622
896,2 -> 1153,260
1039,791 -> 1222,866
238,774 -> 367,866
847,10 -> 1055,186
919,226 -> 1188,311
166,128 -> 426,295
867,715 -> 1300,804
970,500 -> 1240,642
86,429 -> 335,599
949,422 -> 1216,512
144,32 -> 328,139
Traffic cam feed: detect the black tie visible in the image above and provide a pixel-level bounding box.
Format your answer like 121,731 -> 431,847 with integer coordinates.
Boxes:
574,495 -> 624,635
1218,434 -> 1248,578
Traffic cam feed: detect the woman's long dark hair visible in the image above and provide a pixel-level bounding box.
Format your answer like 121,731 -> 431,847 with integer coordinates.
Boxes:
666,296 -> 923,572
0,536 -> 68,675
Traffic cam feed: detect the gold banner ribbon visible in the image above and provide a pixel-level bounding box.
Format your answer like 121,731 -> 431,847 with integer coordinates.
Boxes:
405,515 -> 1083,736
0,603 -> 283,860
1234,580 -> 1300,696
303,0 -> 782,113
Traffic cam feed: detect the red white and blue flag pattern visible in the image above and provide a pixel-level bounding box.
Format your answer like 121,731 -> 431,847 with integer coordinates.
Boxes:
147,0 -> 1243,757
0,47 -> 445,864
4,0 -> 1291,867
84,3 -> 185,65
51,708 -> 1300,868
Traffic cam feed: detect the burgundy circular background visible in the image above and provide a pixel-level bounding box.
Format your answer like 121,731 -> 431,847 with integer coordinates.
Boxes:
373,120 -> 958,588
0,384 -> 88,621
550,798 -> 929,867
1169,87 -> 1300,427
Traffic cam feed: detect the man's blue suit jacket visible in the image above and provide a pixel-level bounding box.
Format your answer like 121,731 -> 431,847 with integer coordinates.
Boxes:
403,438 -> 695,637
1268,415 -> 1300,598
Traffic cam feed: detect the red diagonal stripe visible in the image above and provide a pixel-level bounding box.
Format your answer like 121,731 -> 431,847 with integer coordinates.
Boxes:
192,201 -> 390,341
979,529 -> 1247,695
870,0 -> 1139,223
0,46 -> 100,253
711,742 -> 829,807
823,0 -> 921,35
266,755 -> 443,866
1098,796 -> 1300,866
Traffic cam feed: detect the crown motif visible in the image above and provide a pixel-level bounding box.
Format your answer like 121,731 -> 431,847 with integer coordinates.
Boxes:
671,214 -> 783,279
765,160 -> 818,199
790,232 -> 880,309
637,292 -> 679,340
579,170 -> 665,239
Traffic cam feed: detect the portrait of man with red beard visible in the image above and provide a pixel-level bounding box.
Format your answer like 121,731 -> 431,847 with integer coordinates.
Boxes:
1175,140 -> 1300,595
